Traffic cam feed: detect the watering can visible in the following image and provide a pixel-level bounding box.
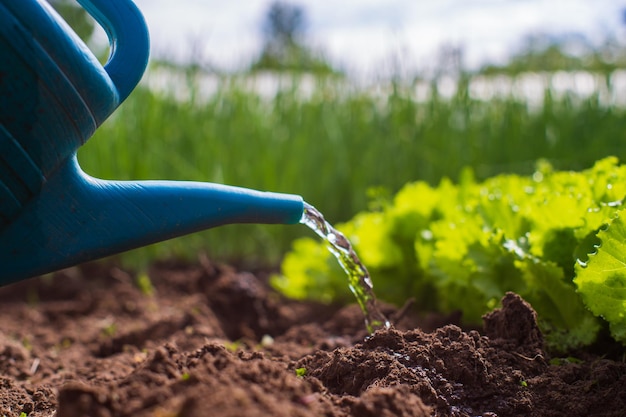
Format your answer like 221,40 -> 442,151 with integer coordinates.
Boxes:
0,0 -> 304,285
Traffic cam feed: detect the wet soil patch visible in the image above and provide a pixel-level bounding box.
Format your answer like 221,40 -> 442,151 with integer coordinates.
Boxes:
0,256 -> 624,416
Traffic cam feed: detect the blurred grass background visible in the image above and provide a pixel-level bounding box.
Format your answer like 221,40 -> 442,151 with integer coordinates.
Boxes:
47,0 -> 626,269
77,52 -> 626,268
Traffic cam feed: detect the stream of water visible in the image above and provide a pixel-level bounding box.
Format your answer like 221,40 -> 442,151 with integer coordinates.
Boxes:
300,202 -> 390,333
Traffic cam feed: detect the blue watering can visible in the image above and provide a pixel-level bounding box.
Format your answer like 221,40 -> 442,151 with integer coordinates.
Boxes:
0,0 -> 304,285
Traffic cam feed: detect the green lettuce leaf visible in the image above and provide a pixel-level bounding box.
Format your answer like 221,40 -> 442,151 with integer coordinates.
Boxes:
574,210 -> 626,344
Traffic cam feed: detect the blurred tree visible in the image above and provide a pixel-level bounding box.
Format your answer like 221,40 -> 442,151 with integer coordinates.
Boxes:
47,0 -> 95,44
479,33 -> 626,76
263,1 -> 306,48
251,1 -> 336,74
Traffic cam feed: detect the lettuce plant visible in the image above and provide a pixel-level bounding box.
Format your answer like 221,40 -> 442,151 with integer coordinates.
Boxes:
273,157 -> 626,351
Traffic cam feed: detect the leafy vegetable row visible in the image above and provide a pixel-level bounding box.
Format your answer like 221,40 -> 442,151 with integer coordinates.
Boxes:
273,157 -> 626,352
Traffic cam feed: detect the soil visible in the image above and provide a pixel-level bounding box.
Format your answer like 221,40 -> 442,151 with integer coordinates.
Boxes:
0,255 -> 624,417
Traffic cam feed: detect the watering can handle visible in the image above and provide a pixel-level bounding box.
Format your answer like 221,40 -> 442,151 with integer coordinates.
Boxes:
78,0 -> 149,102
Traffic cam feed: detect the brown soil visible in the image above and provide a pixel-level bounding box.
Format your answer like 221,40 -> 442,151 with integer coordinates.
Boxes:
0,255 -> 624,417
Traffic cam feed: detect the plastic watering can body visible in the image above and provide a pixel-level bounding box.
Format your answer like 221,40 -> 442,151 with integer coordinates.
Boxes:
0,0 -> 303,285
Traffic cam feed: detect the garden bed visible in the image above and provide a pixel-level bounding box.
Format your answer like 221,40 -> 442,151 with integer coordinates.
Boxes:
0,256 -> 624,417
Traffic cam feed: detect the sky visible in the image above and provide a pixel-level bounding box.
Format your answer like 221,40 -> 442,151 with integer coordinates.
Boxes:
130,0 -> 626,76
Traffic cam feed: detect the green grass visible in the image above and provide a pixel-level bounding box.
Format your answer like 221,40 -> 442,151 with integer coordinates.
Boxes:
77,67 -> 626,267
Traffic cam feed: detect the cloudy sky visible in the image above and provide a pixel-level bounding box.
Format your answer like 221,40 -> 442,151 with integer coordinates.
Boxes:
131,0 -> 625,75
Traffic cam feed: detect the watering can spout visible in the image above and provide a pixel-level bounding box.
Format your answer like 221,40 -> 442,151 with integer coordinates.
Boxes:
0,157 -> 304,284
